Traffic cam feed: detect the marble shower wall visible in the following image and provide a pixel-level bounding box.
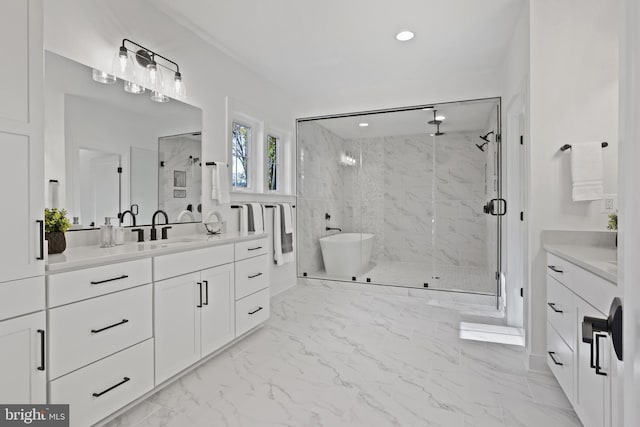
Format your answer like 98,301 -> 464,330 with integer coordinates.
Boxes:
158,136 -> 202,222
297,122 -> 345,275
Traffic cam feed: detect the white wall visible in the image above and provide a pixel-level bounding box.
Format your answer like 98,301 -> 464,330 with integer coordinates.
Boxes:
44,0 -> 299,294
528,0 -> 619,366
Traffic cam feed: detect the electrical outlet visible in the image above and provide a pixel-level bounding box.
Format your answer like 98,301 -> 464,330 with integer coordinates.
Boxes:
602,194 -> 617,213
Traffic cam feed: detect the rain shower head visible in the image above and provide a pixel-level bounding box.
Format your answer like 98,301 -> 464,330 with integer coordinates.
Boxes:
475,142 -> 488,152
479,131 -> 494,143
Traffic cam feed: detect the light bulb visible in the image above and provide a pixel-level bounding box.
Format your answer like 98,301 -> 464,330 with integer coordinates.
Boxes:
111,46 -> 135,81
92,68 -> 116,84
124,80 -> 145,94
147,61 -> 158,86
173,71 -> 186,99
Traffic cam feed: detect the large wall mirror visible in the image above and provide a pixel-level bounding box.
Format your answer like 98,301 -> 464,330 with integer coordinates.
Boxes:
44,51 -> 203,229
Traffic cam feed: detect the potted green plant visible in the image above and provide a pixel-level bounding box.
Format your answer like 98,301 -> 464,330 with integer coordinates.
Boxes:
44,208 -> 72,254
608,211 -> 618,247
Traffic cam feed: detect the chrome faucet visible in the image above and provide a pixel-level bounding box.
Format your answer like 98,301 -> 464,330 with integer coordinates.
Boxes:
119,210 -> 137,227
151,210 -> 169,241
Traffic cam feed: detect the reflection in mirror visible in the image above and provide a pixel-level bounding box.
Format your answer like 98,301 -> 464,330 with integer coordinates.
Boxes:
158,133 -> 202,223
44,51 -> 203,229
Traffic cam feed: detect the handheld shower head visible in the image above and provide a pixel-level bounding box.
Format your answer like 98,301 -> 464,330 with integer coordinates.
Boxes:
479,131 -> 494,143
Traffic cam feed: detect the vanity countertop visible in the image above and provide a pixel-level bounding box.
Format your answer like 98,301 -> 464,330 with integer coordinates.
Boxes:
544,243 -> 617,284
47,232 -> 268,273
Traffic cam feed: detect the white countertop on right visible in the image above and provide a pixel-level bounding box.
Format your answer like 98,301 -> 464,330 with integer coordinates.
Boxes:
543,243 -> 617,283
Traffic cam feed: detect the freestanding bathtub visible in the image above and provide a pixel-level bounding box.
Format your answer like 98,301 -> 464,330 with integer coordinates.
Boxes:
319,233 -> 374,278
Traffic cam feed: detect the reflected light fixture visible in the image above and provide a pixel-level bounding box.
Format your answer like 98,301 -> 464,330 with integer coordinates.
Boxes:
91,68 -> 116,84
358,122 -> 369,127
395,30 -> 415,41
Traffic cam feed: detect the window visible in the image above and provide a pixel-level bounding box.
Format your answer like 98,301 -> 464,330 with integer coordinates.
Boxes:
232,122 -> 251,188
266,134 -> 279,191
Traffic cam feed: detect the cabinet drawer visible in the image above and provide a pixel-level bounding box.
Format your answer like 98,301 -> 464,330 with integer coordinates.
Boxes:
48,258 -> 151,307
48,285 -> 152,379
49,339 -> 154,427
546,253 -> 571,286
547,275 -> 575,348
547,322 -> 574,402
235,254 -> 269,300
236,288 -> 270,336
235,238 -> 268,261
0,276 -> 44,321
154,244 -> 233,281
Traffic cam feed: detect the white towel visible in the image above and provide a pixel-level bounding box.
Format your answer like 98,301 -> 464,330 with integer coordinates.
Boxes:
239,205 -> 249,235
274,204 -> 294,266
281,203 -> 293,234
570,142 -> 604,201
250,203 -> 264,233
211,162 -> 230,203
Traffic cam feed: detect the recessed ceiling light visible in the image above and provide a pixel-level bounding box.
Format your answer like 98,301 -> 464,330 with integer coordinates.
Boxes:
395,31 -> 415,41
359,122 -> 369,127
436,115 -> 445,121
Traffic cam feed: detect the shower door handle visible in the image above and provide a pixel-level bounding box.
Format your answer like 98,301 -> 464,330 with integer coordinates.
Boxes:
489,198 -> 507,216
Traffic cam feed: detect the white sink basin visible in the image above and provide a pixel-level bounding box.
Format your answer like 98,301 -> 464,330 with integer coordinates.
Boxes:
137,237 -> 201,250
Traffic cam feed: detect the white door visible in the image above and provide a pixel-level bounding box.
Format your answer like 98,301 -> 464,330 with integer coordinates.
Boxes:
575,298 -> 610,427
200,264 -> 235,357
0,0 -> 44,283
154,272 -> 201,384
0,312 -> 46,403
620,1 -> 640,426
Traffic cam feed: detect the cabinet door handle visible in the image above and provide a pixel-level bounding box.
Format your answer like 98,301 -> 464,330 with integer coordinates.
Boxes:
548,351 -> 563,366
595,333 -> 608,376
37,329 -> 45,371
36,220 -> 44,260
248,272 -> 263,279
203,280 -> 209,306
248,246 -> 263,251
92,377 -> 130,398
248,306 -> 263,315
90,319 -> 129,334
90,275 -> 129,285
547,302 -> 563,313
547,265 -> 563,273
197,282 -> 203,308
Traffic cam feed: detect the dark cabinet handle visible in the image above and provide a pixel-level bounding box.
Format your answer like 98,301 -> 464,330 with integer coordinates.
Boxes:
547,265 -> 563,273
37,329 -> 45,371
548,351 -> 563,366
92,377 -> 130,397
248,307 -> 263,315
36,220 -> 44,260
248,273 -> 263,279
203,280 -> 209,306
547,302 -> 563,313
248,246 -> 263,251
90,275 -> 129,285
197,282 -> 203,308
91,319 -> 129,334
595,334 -> 608,376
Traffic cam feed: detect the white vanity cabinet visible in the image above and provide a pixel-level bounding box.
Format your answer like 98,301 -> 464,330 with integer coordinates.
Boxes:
545,251 -> 619,427
154,245 -> 236,384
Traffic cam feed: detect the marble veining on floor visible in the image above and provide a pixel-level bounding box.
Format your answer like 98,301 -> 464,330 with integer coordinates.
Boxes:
104,280 -> 580,427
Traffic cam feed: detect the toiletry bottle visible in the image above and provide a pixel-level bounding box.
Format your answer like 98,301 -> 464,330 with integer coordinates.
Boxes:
100,217 -> 114,248
113,219 -> 125,246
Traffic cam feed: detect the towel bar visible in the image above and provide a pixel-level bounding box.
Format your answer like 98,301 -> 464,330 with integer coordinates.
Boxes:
231,204 -> 296,209
560,142 -> 608,152
205,162 -> 229,166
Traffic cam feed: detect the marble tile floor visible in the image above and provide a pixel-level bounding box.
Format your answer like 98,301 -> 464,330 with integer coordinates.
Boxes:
104,280 -> 579,427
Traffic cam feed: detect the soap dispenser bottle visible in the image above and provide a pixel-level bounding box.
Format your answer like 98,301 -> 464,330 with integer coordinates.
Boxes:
100,217 -> 114,248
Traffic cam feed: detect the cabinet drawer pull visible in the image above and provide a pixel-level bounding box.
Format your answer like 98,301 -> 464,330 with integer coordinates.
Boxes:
547,302 -> 563,313
595,333 -> 608,376
37,329 -> 45,371
92,377 -> 130,398
248,306 -> 263,315
90,275 -> 129,285
248,272 -> 263,279
203,280 -> 209,306
91,319 -> 129,334
247,246 -> 263,251
548,351 -> 563,366
547,265 -> 563,273
36,220 -> 44,260
197,282 -> 203,308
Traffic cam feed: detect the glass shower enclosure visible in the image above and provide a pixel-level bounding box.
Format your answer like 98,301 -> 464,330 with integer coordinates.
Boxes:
296,98 -> 504,300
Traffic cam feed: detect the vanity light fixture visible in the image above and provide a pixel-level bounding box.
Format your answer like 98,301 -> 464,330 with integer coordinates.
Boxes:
95,39 -> 187,102
395,30 -> 415,41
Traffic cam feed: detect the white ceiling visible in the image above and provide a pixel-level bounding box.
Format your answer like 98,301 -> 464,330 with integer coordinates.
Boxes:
149,0 -> 526,102
313,98 -> 499,139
